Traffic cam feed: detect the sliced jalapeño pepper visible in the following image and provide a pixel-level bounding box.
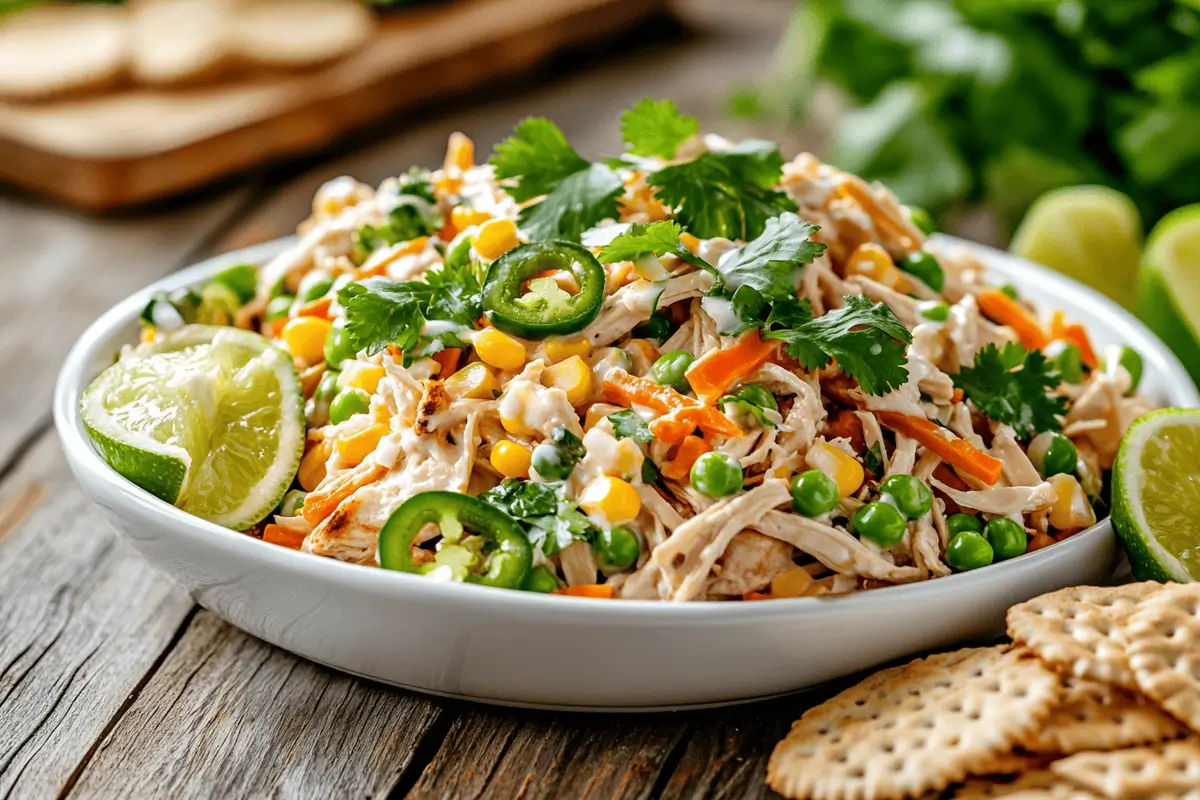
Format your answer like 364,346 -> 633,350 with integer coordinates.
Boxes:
378,491 -> 532,589
482,240 -> 606,339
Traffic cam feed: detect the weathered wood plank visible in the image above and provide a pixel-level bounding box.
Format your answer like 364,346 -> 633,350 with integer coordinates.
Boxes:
407,708 -> 687,800
68,611 -> 444,799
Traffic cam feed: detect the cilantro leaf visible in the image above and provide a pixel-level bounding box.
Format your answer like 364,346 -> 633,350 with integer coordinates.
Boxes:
480,479 -> 596,555
952,343 -> 1067,438
597,220 -> 713,272
715,212 -> 826,301
620,97 -> 700,159
765,295 -> 912,395
353,200 -> 440,259
518,163 -> 623,241
648,144 -> 797,240
490,118 -> 590,202
610,410 -> 654,442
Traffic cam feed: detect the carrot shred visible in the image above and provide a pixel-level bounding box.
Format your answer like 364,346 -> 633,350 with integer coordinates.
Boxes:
262,524 -> 307,550
602,370 -> 690,414
1050,312 -> 1098,368
976,290 -> 1050,350
297,296 -> 334,320
684,330 -> 778,404
1028,533 -> 1056,552
951,388 -> 965,404
266,316 -> 288,339
742,591 -> 773,601
875,411 -> 1003,486
824,409 -> 865,454
555,584 -> 615,599
302,463 -> 387,525
650,406 -> 741,445
355,236 -> 432,279
662,435 -> 712,481
432,347 -> 461,377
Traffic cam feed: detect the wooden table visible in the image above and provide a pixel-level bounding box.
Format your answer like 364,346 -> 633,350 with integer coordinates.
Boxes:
0,2 -> 844,796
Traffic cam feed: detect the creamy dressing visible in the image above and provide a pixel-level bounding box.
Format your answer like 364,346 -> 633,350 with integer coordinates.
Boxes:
700,296 -> 740,335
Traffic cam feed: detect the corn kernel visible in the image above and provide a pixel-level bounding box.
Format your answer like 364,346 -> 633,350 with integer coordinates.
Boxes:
771,566 -> 816,598
349,364 -> 386,394
337,424 -> 388,468
544,337 -> 591,363
450,206 -> 491,231
474,218 -> 520,261
609,439 -> 644,479
584,403 -> 623,431
491,441 -> 533,478
281,316 -> 333,365
500,384 -> 537,437
475,328 -> 526,371
805,441 -> 864,497
679,232 -> 701,254
579,476 -> 642,524
298,440 -> 330,492
847,243 -> 906,290
444,362 -> 499,399
140,326 -> 156,344
1049,474 -> 1095,531
542,355 -> 592,406
444,132 -> 474,173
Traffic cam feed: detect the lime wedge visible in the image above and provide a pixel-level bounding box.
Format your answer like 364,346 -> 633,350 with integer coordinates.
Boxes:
82,325 -> 304,530
1010,185 -> 1142,309
1140,205 -> 1200,384
1112,408 -> 1200,582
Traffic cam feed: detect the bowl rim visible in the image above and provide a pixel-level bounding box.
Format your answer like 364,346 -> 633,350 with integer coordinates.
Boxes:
53,235 -> 1200,620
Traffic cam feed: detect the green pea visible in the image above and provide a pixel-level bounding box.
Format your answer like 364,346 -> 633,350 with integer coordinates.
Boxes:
324,318 -> 357,367
266,294 -> 294,322
985,517 -> 1028,561
947,531 -> 994,571
1117,346 -> 1143,391
633,313 -> 672,343
297,270 -> 334,304
1047,341 -> 1084,384
596,525 -> 641,572
999,284 -> 1019,300
523,565 -> 561,593
920,301 -> 950,322
906,205 -> 937,236
1028,431 -> 1077,478
791,470 -> 839,517
879,475 -> 933,520
211,263 -> 258,304
902,251 -> 944,292
278,489 -> 307,517
852,501 -> 907,547
946,513 -> 983,537
329,387 -> 371,425
690,451 -> 743,498
531,443 -> 574,480
733,383 -> 778,412
315,370 -> 341,404
651,350 -> 695,393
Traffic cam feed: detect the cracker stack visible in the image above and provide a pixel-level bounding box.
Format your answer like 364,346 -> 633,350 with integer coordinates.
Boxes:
767,581 -> 1200,799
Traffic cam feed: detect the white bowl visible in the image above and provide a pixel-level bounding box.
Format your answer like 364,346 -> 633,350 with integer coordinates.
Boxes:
54,237 -> 1198,711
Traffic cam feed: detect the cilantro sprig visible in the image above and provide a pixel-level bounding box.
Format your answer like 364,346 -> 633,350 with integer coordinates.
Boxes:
479,478 -> 597,555
952,343 -> 1067,438
352,169 -> 440,260
765,295 -> 912,395
620,98 -> 699,160
596,220 -> 713,272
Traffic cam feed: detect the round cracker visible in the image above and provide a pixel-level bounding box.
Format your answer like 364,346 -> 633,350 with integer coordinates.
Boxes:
953,770 -> 1101,799
0,5 -> 129,100
1006,583 -> 1160,690
129,0 -> 235,85
1050,739 -> 1200,799
232,0 -> 373,69
1025,677 -> 1186,755
766,647 -> 1063,800
1126,583 -> 1200,735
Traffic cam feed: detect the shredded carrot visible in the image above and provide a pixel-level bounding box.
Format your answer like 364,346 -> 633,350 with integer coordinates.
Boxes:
875,411 -> 1003,486
266,316 -> 288,339
951,388 -> 965,404
1050,312 -> 1098,368
302,463 -> 387,525
824,409 -> 865,454
742,591 -> 773,601
1028,533 -> 1056,552
297,296 -> 334,320
432,347 -> 461,377
662,435 -> 712,481
438,218 -> 457,242
976,290 -> 1050,350
684,329 -> 778,404
601,370 -> 690,414
355,236 -> 431,279
650,406 -> 741,445
262,524 -> 307,550
555,584 -> 615,599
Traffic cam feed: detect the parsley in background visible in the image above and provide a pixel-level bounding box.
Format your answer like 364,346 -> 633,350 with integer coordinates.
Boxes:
952,343 -> 1068,438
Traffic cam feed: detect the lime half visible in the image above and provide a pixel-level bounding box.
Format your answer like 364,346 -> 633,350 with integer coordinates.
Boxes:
1011,185 -> 1142,310
1112,408 -> 1200,582
82,325 -> 304,530
1140,205 -> 1200,385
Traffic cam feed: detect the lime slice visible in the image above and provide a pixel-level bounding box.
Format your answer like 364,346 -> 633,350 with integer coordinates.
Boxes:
1140,205 -> 1200,384
1010,185 -> 1142,310
1112,408 -> 1200,582
82,325 -> 304,530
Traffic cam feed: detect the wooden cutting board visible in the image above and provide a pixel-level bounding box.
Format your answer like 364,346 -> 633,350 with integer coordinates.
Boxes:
0,0 -> 665,211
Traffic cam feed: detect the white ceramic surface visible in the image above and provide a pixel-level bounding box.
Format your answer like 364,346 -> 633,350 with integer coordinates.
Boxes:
54,237 -> 1199,711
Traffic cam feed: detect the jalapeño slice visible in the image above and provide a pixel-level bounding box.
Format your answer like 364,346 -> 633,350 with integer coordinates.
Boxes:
482,241 -> 606,339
